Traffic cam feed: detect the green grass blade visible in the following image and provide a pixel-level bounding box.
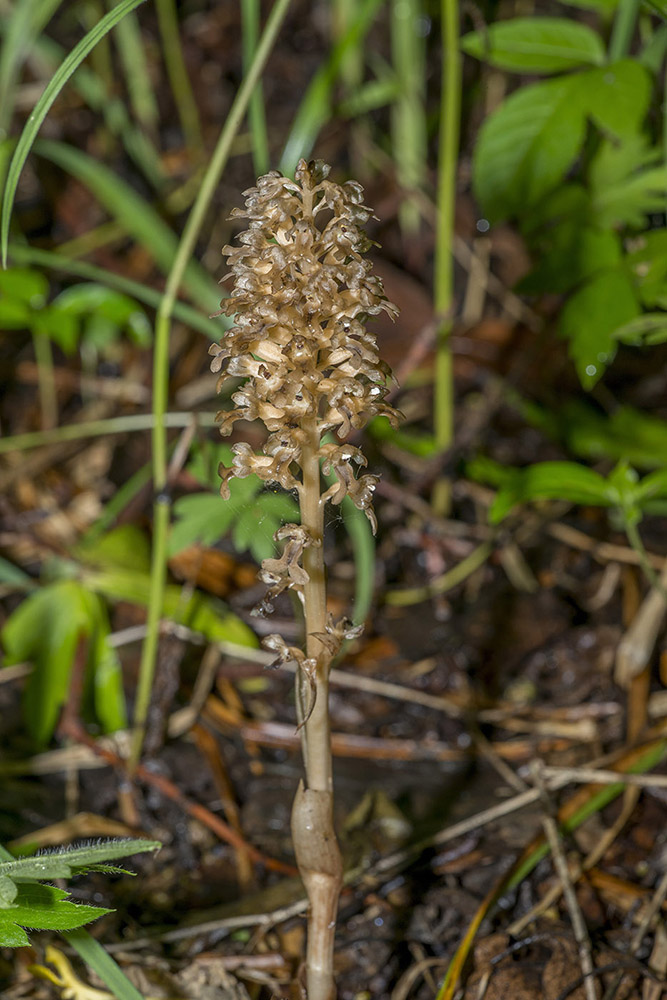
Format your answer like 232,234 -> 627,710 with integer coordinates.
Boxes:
390,0 -> 427,234
154,0 -> 203,154
7,243 -> 227,337
0,0 -> 148,268
31,140 -> 219,309
278,0 -> 385,175
63,928 -> 145,1000
242,0 -> 270,175
113,10 -> 159,133
0,0 -> 63,136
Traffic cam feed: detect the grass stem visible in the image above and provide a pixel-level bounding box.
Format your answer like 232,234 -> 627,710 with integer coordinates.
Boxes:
433,0 -> 461,457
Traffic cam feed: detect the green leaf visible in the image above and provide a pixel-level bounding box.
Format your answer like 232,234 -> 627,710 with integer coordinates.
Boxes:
589,136 -> 667,229
579,61 -> 651,139
33,305 -> 79,353
519,183 -> 622,294
473,76 -> 587,222
8,243 -> 227,339
169,493 -> 237,555
0,839 -> 159,884
461,17 -> 604,74
63,928 -> 146,1000
625,231 -> 667,309
0,297 -> 32,327
634,468 -> 667,506
52,283 -> 151,348
611,313 -> 667,347
560,269 -> 640,388
1,0 -> 148,267
485,461 -> 615,523
0,883 -> 112,944
1,581 -> 126,744
0,266 -> 48,304
77,524 -> 151,574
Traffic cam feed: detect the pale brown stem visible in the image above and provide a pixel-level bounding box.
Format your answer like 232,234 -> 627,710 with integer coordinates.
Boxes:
292,414 -> 343,1000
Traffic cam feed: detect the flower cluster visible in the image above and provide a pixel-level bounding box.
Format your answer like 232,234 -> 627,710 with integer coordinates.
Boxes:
209,158 -> 399,525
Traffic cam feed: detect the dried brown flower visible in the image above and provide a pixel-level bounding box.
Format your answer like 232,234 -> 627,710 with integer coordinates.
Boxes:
209,157 -> 399,533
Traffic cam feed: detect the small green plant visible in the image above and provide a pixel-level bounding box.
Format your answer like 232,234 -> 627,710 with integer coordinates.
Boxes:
0,838 -> 160,947
210,159 -> 399,1000
1,523 -> 256,746
170,441 -> 299,565
463,7 -> 667,388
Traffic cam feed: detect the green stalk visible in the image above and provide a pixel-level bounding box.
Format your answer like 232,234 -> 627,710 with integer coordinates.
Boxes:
0,411 -> 217,455
608,0 -> 639,61
128,0 -> 293,771
154,0 -> 203,156
241,0 -> 270,175
390,0 -> 427,235
31,328 -> 58,430
433,0 -> 461,456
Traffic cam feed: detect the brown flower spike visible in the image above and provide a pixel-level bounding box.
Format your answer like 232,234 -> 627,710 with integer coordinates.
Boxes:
210,159 -> 398,1000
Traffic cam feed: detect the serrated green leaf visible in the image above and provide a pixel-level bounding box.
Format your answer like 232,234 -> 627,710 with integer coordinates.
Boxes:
560,269 -> 640,388
473,76 -> 587,222
487,462 -> 615,523
0,875 -> 17,907
0,882 -> 112,944
461,17 -> 604,74
0,839 -> 160,884
169,493 -> 237,555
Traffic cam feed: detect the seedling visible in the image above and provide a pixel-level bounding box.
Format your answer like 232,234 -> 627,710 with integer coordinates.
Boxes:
0,839 -> 160,948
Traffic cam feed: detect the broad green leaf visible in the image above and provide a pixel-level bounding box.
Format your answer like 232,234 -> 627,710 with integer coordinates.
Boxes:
0,297 -> 31,327
639,23 -> 667,75
461,17 -> 604,74
87,567 -> 258,649
519,182 -> 622,294
1,581 -> 126,744
1,0 -> 149,267
33,305 -> 79,353
87,601 -> 127,733
0,883 -> 112,945
473,76 -> 587,222
32,140 -> 218,310
577,61 -> 651,140
486,461 -> 615,523
0,266 -> 48,304
0,555 -> 32,587
560,269 -> 640,388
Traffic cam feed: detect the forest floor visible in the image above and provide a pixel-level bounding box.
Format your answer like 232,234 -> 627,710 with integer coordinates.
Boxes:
2,3 -> 667,999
